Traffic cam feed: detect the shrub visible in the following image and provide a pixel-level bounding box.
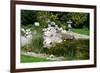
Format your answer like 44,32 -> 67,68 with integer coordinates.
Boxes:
26,32 -> 44,53
41,39 -> 89,60
21,26 -> 44,53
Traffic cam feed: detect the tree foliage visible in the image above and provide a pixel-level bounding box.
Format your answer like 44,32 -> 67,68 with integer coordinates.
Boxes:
21,10 -> 89,28
67,12 -> 89,28
21,10 -> 37,25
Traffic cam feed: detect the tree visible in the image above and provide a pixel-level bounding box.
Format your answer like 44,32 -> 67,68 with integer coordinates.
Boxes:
35,11 -> 59,28
21,10 -> 37,25
67,12 -> 89,28
21,10 -> 89,29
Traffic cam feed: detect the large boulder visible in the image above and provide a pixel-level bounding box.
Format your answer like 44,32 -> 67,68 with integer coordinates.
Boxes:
21,28 -> 32,46
43,24 -> 62,48
61,30 -> 74,39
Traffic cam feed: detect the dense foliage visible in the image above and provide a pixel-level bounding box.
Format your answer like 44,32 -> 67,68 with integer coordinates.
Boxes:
41,39 -> 89,60
21,10 -> 89,29
67,12 -> 89,28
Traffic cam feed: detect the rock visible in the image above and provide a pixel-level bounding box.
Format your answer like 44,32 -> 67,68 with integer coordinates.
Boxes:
21,51 -> 65,61
61,31 -> 74,39
21,28 -> 33,46
70,31 -> 89,40
43,23 -> 63,48
49,54 -> 55,58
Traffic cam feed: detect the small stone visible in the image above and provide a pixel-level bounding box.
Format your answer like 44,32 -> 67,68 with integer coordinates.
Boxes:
49,54 -> 55,58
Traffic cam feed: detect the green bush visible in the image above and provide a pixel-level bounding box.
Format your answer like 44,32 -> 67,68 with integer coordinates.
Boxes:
41,39 -> 89,60
75,40 -> 89,59
26,32 -> 43,53
21,45 -> 28,51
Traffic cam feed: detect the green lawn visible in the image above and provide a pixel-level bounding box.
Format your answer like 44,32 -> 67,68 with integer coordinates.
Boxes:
21,55 -> 50,63
71,28 -> 89,35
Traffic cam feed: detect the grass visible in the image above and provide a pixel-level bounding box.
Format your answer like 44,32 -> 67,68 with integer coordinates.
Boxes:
21,55 -> 50,63
71,28 -> 89,35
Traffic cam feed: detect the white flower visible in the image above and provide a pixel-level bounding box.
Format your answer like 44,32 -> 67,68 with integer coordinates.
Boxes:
21,28 -> 26,33
34,22 -> 40,26
26,29 -> 31,32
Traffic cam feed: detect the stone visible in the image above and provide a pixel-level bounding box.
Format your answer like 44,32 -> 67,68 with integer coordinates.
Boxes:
43,22 -> 63,48
67,20 -> 72,31
61,31 -> 74,39
49,54 -> 55,58
21,28 -> 33,46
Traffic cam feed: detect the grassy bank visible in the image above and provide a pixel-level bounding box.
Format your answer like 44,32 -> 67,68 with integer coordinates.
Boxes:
21,55 -> 50,63
72,28 -> 89,35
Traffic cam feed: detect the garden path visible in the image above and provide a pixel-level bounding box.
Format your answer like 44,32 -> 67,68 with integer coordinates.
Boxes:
21,51 -> 65,61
